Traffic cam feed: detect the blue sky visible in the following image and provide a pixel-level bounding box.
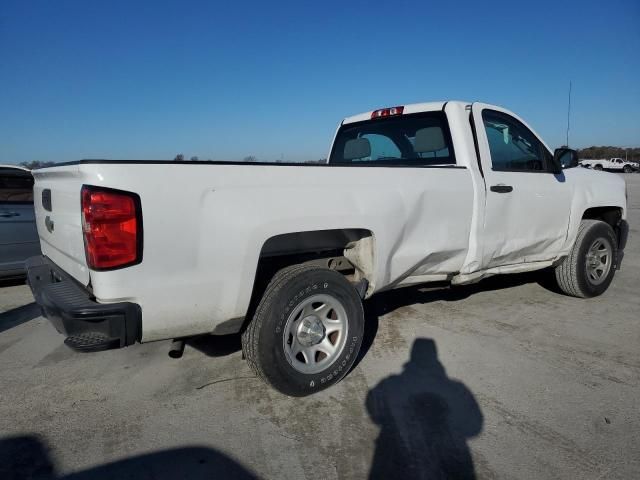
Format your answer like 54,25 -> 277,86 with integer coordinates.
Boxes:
1,0 -> 639,163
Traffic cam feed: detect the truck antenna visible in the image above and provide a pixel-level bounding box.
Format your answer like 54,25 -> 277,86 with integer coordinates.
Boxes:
566,80 -> 572,147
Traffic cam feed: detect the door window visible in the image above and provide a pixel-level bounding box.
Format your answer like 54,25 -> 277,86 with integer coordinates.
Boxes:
482,110 -> 548,172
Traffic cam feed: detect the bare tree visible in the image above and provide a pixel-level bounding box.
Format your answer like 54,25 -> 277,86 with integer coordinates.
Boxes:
174,154 -> 185,161
190,156 -> 199,161
243,156 -> 257,162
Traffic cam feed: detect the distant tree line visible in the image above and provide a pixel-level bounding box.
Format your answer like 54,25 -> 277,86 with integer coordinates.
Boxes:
19,161 -> 57,169
577,146 -> 639,161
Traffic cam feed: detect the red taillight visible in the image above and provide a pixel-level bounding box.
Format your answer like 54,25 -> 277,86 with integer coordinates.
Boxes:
81,186 -> 142,270
371,106 -> 404,119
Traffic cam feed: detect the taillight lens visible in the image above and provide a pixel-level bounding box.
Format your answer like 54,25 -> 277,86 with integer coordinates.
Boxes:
81,186 -> 142,270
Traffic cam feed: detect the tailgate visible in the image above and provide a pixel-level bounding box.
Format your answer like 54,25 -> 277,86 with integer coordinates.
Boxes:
32,165 -> 90,285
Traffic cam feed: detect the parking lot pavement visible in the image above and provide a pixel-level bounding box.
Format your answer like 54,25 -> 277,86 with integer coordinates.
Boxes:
1,175 -> 639,480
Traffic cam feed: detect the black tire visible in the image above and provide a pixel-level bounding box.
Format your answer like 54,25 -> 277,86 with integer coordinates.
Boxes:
594,164 -> 603,171
241,264 -> 364,396
554,219 -> 617,298
623,165 -> 632,173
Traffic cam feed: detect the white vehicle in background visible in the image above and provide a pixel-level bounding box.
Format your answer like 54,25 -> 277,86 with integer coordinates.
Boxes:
26,101 -> 628,396
580,157 -> 639,173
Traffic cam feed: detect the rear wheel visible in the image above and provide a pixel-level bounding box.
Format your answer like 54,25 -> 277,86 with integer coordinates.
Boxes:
554,220 -> 617,298
594,164 -> 603,171
623,165 -> 633,173
242,264 -> 364,396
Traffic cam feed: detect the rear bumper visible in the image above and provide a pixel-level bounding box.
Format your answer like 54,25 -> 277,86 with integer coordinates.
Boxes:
26,255 -> 141,351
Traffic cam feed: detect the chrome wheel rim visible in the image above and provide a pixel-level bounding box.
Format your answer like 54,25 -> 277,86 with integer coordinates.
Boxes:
585,237 -> 612,286
282,294 -> 348,374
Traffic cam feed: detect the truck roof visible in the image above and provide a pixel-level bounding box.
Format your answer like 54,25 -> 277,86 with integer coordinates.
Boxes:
341,100 -> 470,124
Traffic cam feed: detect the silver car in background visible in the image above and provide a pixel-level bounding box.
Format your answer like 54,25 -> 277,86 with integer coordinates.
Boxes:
0,165 -> 40,279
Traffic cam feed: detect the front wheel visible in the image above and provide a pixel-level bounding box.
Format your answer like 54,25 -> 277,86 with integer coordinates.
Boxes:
553,219 -> 617,298
242,264 -> 364,396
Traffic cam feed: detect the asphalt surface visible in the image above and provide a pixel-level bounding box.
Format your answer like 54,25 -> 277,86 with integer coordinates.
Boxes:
1,174 -> 639,480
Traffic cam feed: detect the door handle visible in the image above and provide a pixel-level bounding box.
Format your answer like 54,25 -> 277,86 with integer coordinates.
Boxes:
490,184 -> 513,193
0,212 -> 20,218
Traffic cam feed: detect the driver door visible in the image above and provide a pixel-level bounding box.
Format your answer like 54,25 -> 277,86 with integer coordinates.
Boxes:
471,103 -> 572,269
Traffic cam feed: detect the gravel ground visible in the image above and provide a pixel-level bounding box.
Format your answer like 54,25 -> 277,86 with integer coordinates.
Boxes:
1,174 -> 639,480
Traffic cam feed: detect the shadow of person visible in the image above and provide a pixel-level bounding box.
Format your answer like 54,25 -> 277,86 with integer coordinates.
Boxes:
0,435 -> 258,480
0,435 -> 56,480
65,446 -> 258,480
366,338 -> 483,480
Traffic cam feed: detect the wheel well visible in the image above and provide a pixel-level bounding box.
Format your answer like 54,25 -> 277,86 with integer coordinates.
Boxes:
243,229 -> 375,331
582,207 -> 622,229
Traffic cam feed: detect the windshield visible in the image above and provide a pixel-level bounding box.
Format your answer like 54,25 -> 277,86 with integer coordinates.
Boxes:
329,111 -> 456,166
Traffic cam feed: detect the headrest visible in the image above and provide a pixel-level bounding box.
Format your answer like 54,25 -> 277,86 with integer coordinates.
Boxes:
343,138 -> 371,160
414,127 -> 446,153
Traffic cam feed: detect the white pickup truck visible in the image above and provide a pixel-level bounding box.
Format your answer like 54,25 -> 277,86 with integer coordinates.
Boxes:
580,157 -> 639,173
26,101 -> 629,396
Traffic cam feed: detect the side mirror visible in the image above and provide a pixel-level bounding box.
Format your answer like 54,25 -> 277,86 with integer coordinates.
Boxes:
553,147 -> 579,173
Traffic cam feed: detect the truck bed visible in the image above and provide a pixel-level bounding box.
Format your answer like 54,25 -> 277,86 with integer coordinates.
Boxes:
32,160 -> 474,341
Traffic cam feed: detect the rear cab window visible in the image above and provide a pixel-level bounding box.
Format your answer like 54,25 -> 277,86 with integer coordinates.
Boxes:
0,167 -> 34,204
329,111 -> 456,166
